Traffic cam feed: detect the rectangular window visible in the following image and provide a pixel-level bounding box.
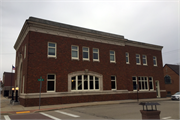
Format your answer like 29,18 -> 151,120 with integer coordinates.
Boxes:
111,76 -> 116,90
138,77 -> 149,90
126,52 -> 129,64
93,48 -> 99,61
149,77 -> 154,90
83,47 -> 89,60
24,45 -> 26,59
71,45 -> 79,60
153,56 -> 157,66
48,42 -> 56,58
142,55 -> 147,65
136,54 -> 141,65
132,77 -> 137,90
110,50 -> 115,63
47,74 -> 56,92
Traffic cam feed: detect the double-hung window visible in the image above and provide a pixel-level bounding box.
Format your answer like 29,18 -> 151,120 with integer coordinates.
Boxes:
110,50 -> 115,63
93,48 -> 99,61
47,74 -> 56,92
126,52 -> 129,64
71,45 -> 79,60
142,55 -> 147,65
136,54 -> 141,65
48,42 -> 56,58
149,77 -> 154,90
83,47 -> 89,60
153,56 -> 157,66
111,76 -> 116,90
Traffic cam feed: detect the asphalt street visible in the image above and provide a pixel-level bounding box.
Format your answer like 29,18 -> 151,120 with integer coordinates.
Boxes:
1,100 -> 179,120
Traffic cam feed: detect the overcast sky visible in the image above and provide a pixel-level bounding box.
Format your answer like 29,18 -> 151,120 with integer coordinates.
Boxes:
0,0 -> 179,81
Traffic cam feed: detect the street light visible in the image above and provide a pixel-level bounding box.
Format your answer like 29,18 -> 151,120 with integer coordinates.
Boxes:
15,87 -> 19,102
12,88 -> 14,100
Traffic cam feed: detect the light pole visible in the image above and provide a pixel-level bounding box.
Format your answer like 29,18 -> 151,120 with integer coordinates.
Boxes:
15,87 -> 19,102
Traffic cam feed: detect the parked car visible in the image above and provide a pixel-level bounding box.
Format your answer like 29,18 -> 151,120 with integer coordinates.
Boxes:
171,92 -> 180,100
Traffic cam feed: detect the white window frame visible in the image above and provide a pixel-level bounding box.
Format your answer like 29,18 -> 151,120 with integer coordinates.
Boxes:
71,45 -> 79,60
111,76 -> 116,90
48,42 -> 56,58
24,45 -> 26,59
149,77 -> 154,90
142,55 -> 147,65
93,48 -> 99,62
126,52 -> 130,64
47,74 -> 56,92
138,76 -> 149,91
82,47 -> 89,61
153,56 -> 157,66
136,54 -> 141,65
110,50 -> 116,63
132,76 -> 137,91
71,75 -> 100,91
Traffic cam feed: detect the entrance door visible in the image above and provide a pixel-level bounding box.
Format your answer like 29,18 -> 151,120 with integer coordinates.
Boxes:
155,81 -> 160,98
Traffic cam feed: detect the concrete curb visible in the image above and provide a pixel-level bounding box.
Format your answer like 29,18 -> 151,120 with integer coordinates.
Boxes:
1,98 -> 170,115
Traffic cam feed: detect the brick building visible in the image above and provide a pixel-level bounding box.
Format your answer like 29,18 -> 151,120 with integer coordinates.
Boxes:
14,17 -> 166,107
2,72 -> 15,97
163,64 -> 179,97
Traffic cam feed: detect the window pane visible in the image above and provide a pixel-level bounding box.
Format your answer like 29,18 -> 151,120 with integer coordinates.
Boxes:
145,82 -> 147,89
83,52 -> 88,59
93,48 -> 98,52
136,54 -> 139,58
143,55 -> 145,58
95,81 -> 99,89
84,75 -> 88,90
126,56 -> 129,63
83,47 -> 88,51
149,82 -> 153,89
78,76 -> 82,90
153,60 -> 156,65
90,81 -> 94,89
48,48 -> 55,55
132,77 -> 136,80
110,51 -> 114,54
95,77 -> 98,81
72,51 -> 78,57
71,77 -> 76,90
90,76 -> 93,80
49,43 -> 55,47
48,75 -> 54,79
111,76 -> 115,80
142,81 -> 144,89
133,81 -> 137,90
72,46 -> 77,50
111,81 -> 115,89
93,53 -> 98,59
143,59 -> 146,64
110,55 -> 114,61
149,77 -> 152,80
136,58 -> 140,63
139,82 -> 141,89
47,81 -> 54,91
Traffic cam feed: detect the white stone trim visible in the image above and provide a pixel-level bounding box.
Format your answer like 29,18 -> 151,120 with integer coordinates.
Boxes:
14,20 -> 163,51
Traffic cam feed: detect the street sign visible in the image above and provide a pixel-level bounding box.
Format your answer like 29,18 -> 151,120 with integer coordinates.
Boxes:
38,77 -> 44,81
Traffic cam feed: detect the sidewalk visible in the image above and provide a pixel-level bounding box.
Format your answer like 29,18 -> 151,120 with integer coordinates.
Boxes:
1,95 -> 171,115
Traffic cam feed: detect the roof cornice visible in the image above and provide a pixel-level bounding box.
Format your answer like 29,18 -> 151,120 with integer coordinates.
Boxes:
14,17 -> 163,51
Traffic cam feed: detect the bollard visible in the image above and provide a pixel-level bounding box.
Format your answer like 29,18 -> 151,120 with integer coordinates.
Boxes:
139,102 -> 161,120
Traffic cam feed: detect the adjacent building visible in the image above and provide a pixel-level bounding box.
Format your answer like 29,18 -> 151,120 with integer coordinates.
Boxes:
14,17 -> 166,107
2,72 -> 15,97
163,64 -> 179,97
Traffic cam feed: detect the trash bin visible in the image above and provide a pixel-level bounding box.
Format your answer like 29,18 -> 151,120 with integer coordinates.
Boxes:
139,102 -> 161,120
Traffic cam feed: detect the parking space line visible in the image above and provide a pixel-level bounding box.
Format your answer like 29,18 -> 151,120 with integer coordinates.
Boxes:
162,116 -> 171,119
39,112 -> 61,120
4,115 -> 11,120
55,110 -> 80,117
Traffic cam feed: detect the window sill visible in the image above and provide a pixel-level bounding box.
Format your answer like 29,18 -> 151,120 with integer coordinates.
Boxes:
143,64 -> 148,66
71,58 -> 79,61
83,59 -> 90,61
93,60 -> 100,62
47,91 -> 56,92
153,65 -> 158,67
126,62 -> 130,64
110,61 -> 116,63
48,56 -> 57,59
136,63 -> 141,65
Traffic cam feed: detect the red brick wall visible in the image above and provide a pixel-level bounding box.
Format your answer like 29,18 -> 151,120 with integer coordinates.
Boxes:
3,73 -> 15,86
21,92 -> 156,107
163,65 -> 179,95
23,31 -> 165,93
